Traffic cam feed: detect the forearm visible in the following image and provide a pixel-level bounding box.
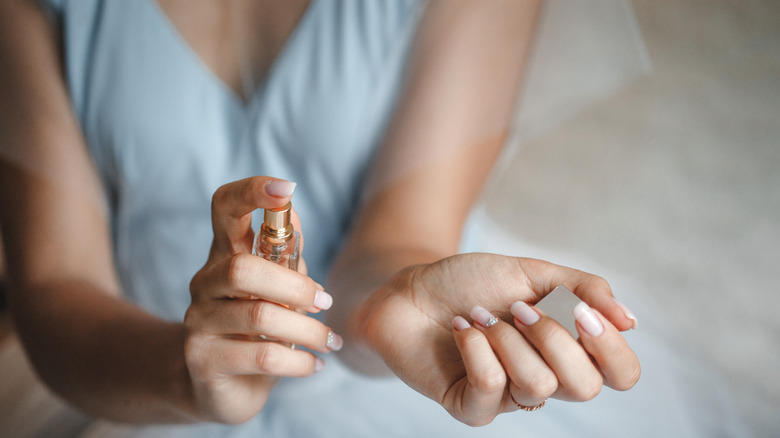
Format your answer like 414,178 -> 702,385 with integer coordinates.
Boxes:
10,280 -> 197,423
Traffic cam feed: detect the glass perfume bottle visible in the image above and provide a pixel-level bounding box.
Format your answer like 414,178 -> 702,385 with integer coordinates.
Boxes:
253,201 -> 300,271
253,202 -> 301,347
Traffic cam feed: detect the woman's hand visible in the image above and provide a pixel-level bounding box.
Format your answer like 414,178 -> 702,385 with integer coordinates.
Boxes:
183,176 -> 343,424
359,253 -> 640,426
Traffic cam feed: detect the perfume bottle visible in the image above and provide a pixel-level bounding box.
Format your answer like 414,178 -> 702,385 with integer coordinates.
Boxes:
253,201 -> 300,271
253,202 -> 301,347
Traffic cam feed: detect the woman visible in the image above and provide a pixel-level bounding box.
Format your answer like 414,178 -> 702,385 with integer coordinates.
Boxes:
0,0 -> 641,435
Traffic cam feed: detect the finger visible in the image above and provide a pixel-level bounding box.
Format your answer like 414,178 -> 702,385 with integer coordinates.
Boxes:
573,302 -> 641,391
298,256 -> 309,276
201,337 -> 325,377
468,306 -> 556,407
211,176 -> 296,256
509,301 -> 604,402
191,252 -> 332,312
448,316 -> 506,426
518,258 -> 637,332
199,299 -> 343,353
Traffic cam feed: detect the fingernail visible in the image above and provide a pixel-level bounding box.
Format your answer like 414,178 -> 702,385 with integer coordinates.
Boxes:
573,302 -> 604,337
613,297 -> 638,330
470,306 -> 499,328
314,357 -> 325,372
325,331 -> 343,351
452,316 -> 471,331
265,180 -> 297,198
313,289 -> 333,310
510,301 -> 540,326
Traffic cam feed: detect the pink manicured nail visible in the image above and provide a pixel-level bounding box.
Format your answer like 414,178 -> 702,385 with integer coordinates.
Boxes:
510,301 -> 540,326
573,302 -> 604,337
452,316 -> 471,331
313,290 -> 333,310
613,297 -> 638,330
314,357 -> 325,372
265,180 -> 297,198
470,306 -> 499,328
325,331 -> 343,351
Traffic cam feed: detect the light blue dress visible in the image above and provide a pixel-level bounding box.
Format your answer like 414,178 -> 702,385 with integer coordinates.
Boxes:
37,1 -> 749,437
45,0 -> 422,321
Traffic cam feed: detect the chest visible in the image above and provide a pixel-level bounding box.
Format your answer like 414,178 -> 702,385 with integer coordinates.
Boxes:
66,0 -> 418,221
56,0 -> 423,289
154,0 -> 310,101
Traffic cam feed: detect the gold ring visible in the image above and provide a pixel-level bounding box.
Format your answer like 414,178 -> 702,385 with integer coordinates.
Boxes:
510,393 -> 547,412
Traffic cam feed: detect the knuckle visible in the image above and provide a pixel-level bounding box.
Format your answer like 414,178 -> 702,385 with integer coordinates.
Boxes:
461,413 -> 495,428
211,184 -> 229,210
183,305 -> 202,328
582,382 -> 603,401
183,335 -> 210,377
226,253 -> 253,290
254,343 -> 277,373
189,268 -> 207,299
449,404 -> 496,428
587,275 -> 612,294
248,300 -> 270,328
471,368 -> 506,393
524,371 -> 558,400
538,374 -> 559,399
525,257 -> 550,275
571,374 -> 603,401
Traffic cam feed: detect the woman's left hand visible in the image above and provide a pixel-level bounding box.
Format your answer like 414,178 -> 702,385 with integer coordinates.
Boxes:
359,253 -> 640,426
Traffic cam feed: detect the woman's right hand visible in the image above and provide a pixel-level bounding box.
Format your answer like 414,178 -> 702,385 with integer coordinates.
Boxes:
183,177 -> 343,424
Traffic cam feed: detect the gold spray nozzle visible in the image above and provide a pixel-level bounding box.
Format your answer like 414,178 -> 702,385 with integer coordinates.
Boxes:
262,202 -> 294,239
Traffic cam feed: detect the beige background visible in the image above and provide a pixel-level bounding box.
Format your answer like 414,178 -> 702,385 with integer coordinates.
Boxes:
486,1 -> 780,436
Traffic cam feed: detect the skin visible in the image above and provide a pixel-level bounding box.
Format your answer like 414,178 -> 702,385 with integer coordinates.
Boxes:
0,0 -> 640,427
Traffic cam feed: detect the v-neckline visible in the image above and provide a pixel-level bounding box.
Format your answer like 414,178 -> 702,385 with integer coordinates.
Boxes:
146,0 -> 314,110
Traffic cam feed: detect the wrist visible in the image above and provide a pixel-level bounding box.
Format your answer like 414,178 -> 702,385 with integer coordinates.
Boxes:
335,284 -> 393,376
344,266 -> 421,374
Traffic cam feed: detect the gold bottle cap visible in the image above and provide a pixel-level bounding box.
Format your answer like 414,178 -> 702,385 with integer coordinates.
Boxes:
262,202 -> 293,238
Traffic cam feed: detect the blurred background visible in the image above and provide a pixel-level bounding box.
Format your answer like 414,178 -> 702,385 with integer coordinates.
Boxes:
485,0 -> 780,436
